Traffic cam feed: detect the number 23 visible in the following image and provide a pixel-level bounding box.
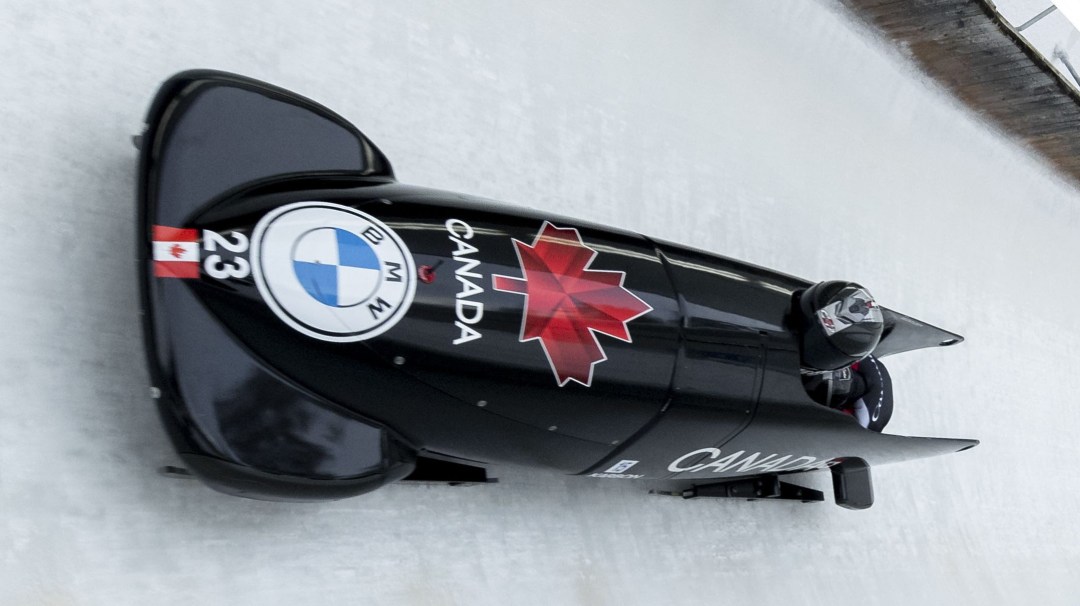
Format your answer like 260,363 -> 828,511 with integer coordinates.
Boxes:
203,230 -> 251,280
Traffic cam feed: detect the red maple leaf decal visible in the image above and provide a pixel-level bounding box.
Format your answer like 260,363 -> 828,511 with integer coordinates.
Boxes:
492,222 -> 652,387
169,243 -> 187,259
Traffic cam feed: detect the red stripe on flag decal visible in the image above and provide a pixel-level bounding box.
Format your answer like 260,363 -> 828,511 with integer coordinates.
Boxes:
153,225 -> 197,242
154,260 -> 201,279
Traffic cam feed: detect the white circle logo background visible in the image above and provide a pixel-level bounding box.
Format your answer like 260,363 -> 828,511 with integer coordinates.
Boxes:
250,202 -> 417,342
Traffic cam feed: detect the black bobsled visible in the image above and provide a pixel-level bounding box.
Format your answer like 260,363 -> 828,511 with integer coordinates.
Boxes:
137,71 -> 977,508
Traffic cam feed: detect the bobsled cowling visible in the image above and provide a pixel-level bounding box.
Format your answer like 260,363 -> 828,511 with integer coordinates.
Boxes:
138,71 -> 977,505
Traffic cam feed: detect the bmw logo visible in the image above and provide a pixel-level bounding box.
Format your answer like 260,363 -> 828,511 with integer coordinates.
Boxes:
250,202 -> 417,342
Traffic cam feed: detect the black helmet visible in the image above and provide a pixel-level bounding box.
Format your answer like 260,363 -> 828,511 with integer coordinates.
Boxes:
797,281 -> 884,371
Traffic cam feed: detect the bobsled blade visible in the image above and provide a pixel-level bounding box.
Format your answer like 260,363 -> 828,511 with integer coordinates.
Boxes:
139,69 -> 393,227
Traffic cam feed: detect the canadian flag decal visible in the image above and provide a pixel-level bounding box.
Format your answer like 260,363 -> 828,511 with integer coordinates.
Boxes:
492,222 -> 652,387
152,225 -> 200,279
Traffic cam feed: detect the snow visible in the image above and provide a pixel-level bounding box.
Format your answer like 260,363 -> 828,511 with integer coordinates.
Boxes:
1,1 -> 1077,604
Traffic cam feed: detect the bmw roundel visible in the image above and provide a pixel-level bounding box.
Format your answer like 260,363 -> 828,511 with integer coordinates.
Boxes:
250,202 -> 417,342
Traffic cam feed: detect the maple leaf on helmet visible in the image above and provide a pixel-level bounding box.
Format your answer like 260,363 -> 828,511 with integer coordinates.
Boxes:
493,222 -> 653,387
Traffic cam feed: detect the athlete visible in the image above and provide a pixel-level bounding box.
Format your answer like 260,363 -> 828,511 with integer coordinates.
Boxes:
802,356 -> 893,432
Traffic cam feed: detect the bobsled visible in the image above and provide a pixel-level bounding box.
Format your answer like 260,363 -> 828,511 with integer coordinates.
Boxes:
137,71 -> 977,509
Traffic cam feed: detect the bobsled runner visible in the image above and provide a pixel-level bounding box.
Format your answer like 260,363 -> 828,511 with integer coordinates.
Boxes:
137,70 -> 977,509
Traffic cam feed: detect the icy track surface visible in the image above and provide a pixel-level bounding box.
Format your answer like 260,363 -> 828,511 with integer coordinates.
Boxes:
1,2 -> 1077,604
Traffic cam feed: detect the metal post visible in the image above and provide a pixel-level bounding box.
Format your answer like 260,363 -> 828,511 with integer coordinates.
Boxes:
1054,46 -> 1080,87
1018,5 -> 1058,31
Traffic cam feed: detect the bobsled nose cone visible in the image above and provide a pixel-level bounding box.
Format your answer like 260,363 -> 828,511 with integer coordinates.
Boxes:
140,70 -> 394,227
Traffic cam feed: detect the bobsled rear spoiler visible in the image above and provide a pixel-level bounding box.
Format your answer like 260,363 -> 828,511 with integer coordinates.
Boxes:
873,307 -> 963,359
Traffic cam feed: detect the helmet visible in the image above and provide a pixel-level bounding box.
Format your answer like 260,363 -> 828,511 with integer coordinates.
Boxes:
797,281 -> 884,371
